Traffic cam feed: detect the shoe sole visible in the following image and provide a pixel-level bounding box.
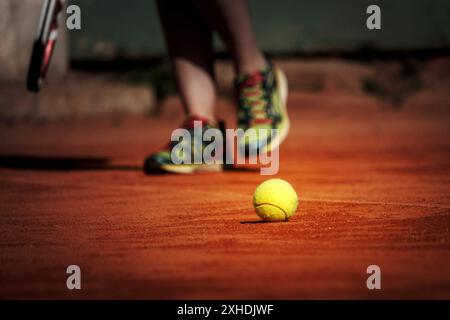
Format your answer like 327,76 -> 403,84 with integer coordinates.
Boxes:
153,163 -> 222,174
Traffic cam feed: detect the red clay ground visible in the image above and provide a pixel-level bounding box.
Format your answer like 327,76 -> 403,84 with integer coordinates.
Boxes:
0,87 -> 449,299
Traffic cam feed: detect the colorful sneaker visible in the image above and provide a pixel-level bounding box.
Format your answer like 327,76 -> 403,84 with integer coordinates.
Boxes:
235,64 -> 289,157
143,116 -> 223,174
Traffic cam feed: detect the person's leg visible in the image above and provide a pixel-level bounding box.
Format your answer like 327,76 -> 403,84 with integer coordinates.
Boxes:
193,0 -> 289,157
157,0 -> 216,123
192,0 -> 267,74
145,0 -> 222,174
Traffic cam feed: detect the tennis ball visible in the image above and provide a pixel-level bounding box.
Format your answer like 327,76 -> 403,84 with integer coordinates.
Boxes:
253,179 -> 298,222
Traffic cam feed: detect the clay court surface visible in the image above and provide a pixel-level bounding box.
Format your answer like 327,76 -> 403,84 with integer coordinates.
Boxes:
0,83 -> 449,299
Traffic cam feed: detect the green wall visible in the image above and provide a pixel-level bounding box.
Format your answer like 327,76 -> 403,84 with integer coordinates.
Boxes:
70,0 -> 450,59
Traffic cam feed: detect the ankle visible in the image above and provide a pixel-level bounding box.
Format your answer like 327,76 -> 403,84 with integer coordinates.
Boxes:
235,54 -> 268,75
185,114 -> 216,126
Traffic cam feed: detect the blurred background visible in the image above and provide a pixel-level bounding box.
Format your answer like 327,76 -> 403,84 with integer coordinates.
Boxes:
0,0 -> 449,121
69,0 -> 450,58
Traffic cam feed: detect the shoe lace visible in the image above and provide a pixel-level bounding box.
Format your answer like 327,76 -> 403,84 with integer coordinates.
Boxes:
166,116 -> 211,151
237,72 -> 271,126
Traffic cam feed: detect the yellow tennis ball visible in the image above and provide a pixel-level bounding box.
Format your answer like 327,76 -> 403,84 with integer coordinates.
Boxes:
253,179 -> 298,222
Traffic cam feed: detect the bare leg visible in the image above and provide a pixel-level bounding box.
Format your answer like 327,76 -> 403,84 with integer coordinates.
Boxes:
193,0 -> 267,74
157,0 -> 217,122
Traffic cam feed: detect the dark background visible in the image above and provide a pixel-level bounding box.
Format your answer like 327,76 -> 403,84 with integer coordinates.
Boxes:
70,0 -> 450,59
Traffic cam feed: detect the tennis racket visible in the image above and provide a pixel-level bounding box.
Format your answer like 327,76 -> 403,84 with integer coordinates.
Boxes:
27,0 -> 64,92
